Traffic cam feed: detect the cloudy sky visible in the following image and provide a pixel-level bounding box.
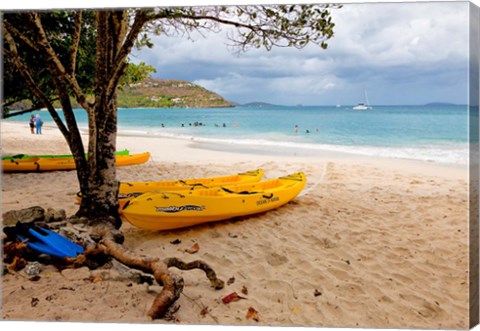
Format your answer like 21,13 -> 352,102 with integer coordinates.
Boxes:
131,1 -> 471,106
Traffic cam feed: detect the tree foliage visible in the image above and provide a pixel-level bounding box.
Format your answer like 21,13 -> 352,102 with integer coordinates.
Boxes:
2,11 -> 97,117
119,61 -> 157,87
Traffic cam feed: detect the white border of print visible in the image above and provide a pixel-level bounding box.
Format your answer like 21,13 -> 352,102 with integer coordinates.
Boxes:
1,2 -> 478,331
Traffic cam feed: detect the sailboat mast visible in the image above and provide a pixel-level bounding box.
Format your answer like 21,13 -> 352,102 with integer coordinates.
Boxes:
364,89 -> 370,107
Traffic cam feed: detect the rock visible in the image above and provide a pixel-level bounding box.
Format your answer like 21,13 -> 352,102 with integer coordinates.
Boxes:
2,206 -> 45,226
44,208 -> 66,223
67,215 -> 89,225
24,261 -> 42,278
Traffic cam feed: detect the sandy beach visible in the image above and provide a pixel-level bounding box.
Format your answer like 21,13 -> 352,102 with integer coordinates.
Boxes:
1,121 -> 471,329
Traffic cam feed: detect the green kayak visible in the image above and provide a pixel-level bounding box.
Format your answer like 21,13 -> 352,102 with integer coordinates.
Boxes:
2,149 -> 130,160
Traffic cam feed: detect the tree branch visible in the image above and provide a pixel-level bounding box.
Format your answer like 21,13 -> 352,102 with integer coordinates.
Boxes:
27,12 -> 91,111
68,10 -> 83,75
3,33 -> 70,137
3,20 -> 39,52
106,10 -> 149,99
2,100 -> 59,119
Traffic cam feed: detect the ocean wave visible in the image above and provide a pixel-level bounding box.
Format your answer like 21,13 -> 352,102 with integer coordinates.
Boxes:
117,128 -> 469,165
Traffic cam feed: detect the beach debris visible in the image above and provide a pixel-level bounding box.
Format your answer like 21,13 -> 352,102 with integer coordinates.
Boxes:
72,224 -> 89,233
314,289 -> 322,297
91,274 -> 103,283
320,238 -> 336,249
228,232 -> 238,238
185,243 -> 200,254
3,240 -> 29,260
45,294 -> 56,302
241,285 -> 249,295
170,239 -> 182,245
3,239 -> 37,274
227,277 -> 235,285
291,307 -> 301,313
222,292 -> 246,304
59,286 -> 75,291
30,297 -> 39,307
200,306 -> 210,317
10,256 -> 28,272
246,307 -> 260,322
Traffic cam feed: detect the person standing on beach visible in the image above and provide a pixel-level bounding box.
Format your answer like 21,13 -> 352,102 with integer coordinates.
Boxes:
34,114 -> 43,134
29,115 -> 35,134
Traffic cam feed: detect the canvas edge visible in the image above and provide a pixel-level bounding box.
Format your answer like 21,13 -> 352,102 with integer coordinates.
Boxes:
469,1 -> 480,329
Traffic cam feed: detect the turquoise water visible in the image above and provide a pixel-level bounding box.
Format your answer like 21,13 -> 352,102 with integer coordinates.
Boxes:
8,105 -> 470,164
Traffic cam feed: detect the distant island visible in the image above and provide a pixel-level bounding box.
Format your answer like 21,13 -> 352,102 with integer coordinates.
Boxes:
423,102 -> 462,107
117,77 -> 234,108
241,102 -> 278,107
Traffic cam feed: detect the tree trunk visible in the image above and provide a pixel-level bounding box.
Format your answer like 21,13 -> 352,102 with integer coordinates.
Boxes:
76,99 -> 121,229
74,11 -> 127,229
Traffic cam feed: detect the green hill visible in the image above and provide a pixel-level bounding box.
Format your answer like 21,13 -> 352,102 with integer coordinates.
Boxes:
117,78 -> 234,108
7,78 -> 234,112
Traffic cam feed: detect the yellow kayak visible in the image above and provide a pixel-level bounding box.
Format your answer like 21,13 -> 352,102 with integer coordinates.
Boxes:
76,169 -> 264,208
2,152 -> 150,173
120,172 -> 306,231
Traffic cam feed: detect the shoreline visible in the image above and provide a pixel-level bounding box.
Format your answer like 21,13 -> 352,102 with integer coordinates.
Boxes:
1,121 -> 471,328
3,118 -> 469,168
1,121 -> 468,181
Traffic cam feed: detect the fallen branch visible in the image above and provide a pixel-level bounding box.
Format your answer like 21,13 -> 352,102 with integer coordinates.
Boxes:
96,227 -> 223,319
164,257 -> 225,290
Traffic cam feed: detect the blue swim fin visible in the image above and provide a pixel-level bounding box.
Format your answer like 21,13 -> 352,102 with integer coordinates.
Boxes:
13,225 -> 84,258
26,227 -> 84,258
17,234 -> 71,258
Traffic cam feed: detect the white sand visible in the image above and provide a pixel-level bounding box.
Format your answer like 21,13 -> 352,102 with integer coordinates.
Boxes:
1,121 -> 471,329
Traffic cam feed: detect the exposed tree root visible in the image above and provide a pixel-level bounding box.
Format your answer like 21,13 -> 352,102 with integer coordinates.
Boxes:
164,257 -> 225,290
94,225 -> 223,319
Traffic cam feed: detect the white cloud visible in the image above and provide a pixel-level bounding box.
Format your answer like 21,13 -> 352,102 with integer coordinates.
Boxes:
134,2 -> 470,105
328,2 -> 469,67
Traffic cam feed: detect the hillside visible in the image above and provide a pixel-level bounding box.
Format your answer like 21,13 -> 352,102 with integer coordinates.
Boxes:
6,78 -> 234,112
117,77 -> 234,108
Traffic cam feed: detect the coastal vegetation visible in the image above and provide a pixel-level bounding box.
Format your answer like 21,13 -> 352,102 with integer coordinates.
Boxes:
4,76 -> 233,112
117,77 -> 233,108
3,5 -> 338,319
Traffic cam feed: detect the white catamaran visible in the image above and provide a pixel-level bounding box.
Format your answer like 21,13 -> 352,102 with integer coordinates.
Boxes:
353,89 -> 372,110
